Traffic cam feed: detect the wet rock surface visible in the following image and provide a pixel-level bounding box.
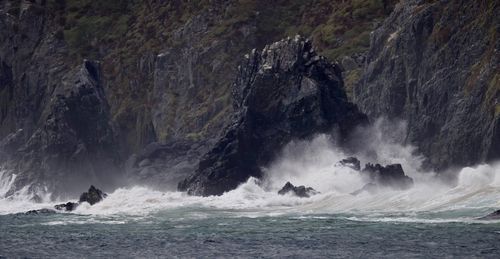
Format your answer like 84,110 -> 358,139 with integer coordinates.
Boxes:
179,36 -> 368,196
54,202 -> 79,212
278,182 -> 318,198
79,185 -> 107,205
361,163 -> 414,190
477,210 -> 500,221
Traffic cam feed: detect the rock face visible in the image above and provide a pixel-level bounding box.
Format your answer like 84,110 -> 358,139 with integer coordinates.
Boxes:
354,0 -> 500,170
0,60 -> 120,198
278,182 -> 318,198
179,36 -> 368,196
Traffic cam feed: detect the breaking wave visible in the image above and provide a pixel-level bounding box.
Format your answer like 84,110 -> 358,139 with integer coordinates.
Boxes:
0,119 -> 499,223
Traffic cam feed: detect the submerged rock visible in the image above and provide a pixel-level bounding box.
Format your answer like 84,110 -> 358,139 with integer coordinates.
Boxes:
278,182 -> 318,198
337,157 -> 361,171
477,210 -> 500,220
23,209 -> 57,215
179,36 -> 368,196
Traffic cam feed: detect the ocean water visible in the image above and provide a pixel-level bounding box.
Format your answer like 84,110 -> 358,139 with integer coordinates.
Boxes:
1,129 -> 500,258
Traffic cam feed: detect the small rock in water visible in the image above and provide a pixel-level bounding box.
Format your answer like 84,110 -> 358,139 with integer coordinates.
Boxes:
53,185 -> 107,212
79,185 -> 107,205
278,182 -> 318,198
477,210 -> 500,220
23,208 -> 57,215
54,202 -> 79,212
337,157 -> 361,171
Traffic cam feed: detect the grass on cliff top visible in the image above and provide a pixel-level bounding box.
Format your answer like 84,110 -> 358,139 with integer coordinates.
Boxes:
219,0 -> 397,60
45,0 -> 398,63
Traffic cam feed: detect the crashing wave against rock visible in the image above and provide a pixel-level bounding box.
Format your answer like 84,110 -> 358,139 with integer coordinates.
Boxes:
178,35 -> 368,196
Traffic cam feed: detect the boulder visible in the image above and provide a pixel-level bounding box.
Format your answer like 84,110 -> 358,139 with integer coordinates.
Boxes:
79,185 -> 107,205
179,36 -> 368,196
350,183 -> 378,196
337,157 -> 361,171
278,182 -> 318,198
477,210 -> 500,220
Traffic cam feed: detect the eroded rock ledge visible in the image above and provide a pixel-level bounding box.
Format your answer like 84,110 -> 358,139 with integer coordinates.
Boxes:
178,36 -> 368,196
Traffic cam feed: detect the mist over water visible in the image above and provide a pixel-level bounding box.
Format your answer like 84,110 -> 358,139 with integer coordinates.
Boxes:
0,119 -> 498,224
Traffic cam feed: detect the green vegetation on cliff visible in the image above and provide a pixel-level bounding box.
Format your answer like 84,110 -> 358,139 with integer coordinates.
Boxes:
4,0 -> 398,153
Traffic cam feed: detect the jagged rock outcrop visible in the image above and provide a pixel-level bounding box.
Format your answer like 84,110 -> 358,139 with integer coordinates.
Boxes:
335,157 -> 414,194
354,0 -> 500,170
361,163 -> 413,190
0,61 -> 120,198
79,185 -> 107,205
178,36 -> 368,196
278,182 -> 318,198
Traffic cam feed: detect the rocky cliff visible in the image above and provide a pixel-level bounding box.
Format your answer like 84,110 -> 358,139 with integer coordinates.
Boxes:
0,0 -> 396,197
354,0 -> 499,170
0,60 -> 120,199
178,36 -> 367,196
1,0 -> 497,198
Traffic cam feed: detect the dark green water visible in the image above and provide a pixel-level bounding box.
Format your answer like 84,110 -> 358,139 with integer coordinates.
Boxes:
1,211 -> 500,258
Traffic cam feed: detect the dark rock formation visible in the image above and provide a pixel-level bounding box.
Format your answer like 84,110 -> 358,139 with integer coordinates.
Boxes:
178,36 -> 368,196
53,185 -> 107,212
54,202 -> 79,212
354,0 -> 500,170
361,163 -> 414,190
79,185 -> 107,205
23,208 -> 57,215
337,157 -> 361,171
278,182 -> 318,198
477,210 -> 500,220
